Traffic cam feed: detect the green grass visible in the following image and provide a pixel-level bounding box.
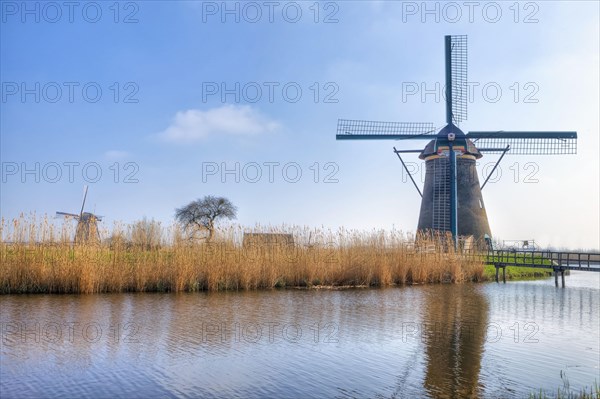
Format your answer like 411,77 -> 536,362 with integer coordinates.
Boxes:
482,252 -> 555,280
483,265 -> 553,280
529,380 -> 599,399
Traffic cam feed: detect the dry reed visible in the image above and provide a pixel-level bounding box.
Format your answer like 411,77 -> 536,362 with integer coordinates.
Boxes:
0,214 -> 484,294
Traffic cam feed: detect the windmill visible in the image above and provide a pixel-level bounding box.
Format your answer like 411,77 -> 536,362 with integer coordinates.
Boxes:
336,35 -> 577,248
56,185 -> 102,244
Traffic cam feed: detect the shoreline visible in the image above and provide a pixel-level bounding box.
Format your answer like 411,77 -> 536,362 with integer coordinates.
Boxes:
0,271 -> 556,296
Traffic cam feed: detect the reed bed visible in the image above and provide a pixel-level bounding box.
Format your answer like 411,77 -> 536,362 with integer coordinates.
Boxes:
0,214 -> 484,294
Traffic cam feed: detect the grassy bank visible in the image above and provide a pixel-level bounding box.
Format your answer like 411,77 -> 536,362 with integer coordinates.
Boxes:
0,215 -> 488,294
483,252 -> 554,280
484,265 -> 553,280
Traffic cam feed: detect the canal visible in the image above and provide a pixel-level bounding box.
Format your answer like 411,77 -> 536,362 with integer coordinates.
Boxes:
1,272 -> 598,398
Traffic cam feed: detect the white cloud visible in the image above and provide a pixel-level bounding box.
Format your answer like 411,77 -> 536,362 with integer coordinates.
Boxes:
105,150 -> 130,159
158,105 -> 280,143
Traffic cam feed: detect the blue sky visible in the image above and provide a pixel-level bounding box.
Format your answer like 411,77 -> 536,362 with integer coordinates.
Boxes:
1,1 -> 598,249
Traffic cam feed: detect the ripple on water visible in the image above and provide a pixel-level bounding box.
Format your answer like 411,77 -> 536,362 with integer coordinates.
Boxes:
1,278 -> 598,399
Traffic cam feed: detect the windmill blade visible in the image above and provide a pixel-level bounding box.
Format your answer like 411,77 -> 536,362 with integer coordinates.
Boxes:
56,211 -> 80,219
393,149 -> 425,153
468,131 -> 577,155
337,119 -> 437,140
79,185 -> 89,218
446,35 -> 468,126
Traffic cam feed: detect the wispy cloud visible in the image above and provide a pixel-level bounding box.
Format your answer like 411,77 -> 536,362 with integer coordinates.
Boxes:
105,150 -> 131,159
157,105 -> 281,143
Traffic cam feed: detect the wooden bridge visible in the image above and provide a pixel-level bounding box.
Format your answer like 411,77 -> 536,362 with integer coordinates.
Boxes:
477,250 -> 600,287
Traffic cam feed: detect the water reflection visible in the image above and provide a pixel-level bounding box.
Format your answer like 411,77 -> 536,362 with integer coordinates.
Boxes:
1,275 -> 598,399
421,285 -> 489,398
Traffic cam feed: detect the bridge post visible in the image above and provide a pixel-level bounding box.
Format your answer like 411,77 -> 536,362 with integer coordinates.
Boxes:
554,269 -> 559,287
495,266 -> 499,283
502,266 -> 506,283
561,270 -> 565,287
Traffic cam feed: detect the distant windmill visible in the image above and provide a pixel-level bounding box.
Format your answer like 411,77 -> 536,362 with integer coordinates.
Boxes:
337,35 -> 577,247
56,185 -> 102,244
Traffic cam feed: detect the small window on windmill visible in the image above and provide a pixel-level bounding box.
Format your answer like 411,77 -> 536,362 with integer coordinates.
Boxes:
479,198 -> 484,209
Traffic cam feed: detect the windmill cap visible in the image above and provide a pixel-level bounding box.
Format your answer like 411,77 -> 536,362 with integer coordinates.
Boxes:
437,123 -> 466,138
419,124 -> 482,159
81,212 -> 103,221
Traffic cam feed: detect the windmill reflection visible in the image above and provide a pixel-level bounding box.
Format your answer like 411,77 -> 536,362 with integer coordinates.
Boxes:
422,284 -> 489,398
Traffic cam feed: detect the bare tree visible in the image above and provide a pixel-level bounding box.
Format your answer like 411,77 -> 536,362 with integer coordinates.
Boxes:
175,196 -> 237,242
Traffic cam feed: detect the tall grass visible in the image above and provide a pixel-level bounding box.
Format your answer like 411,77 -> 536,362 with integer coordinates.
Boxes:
529,372 -> 599,399
0,214 -> 484,294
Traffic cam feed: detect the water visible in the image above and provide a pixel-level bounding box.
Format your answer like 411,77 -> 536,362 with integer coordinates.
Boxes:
1,272 -> 598,398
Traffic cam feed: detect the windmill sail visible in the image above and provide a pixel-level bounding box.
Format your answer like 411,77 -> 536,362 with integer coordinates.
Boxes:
56,211 -> 80,218
431,159 -> 450,232
79,185 -> 89,218
447,35 -> 468,125
336,119 -> 436,140
467,131 -> 577,154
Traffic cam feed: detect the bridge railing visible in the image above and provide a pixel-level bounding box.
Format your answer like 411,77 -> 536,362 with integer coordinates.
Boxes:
467,250 -> 600,270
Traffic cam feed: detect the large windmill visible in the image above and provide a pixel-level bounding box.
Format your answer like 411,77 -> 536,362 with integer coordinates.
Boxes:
56,185 -> 102,244
337,35 -> 577,247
